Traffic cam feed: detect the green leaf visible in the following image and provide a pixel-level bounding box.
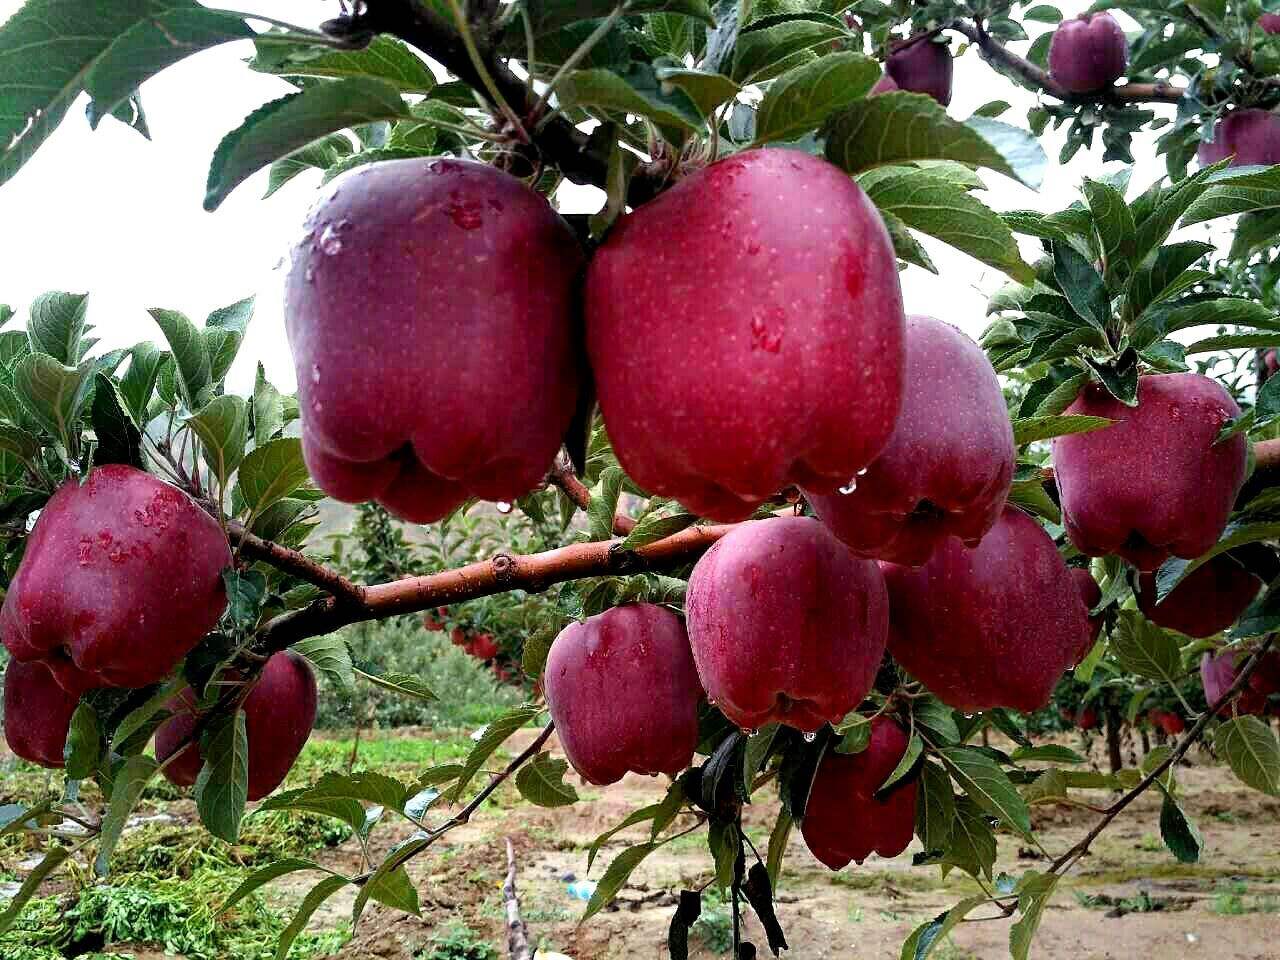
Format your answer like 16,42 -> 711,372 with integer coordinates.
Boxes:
1216,715 -> 1280,795
588,465 -> 624,540
834,713 -> 872,754
221,857 -> 332,913
63,702 -> 101,779
937,747 -> 1032,837
1110,610 -> 1183,686
84,6 -> 252,126
266,133 -> 353,197
90,374 -> 143,468
915,759 -> 955,853
254,791 -> 367,835
879,733 -> 923,792
96,754 -> 157,874
0,0 -> 178,186
653,65 -> 741,117
148,308 -> 211,407
1181,164 -> 1280,226
118,342 -> 164,425
589,132 -> 636,239
274,874 -> 351,960
586,783 -> 683,872
766,807 -> 792,889
355,667 -> 435,704
943,797 -> 997,880
363,864 -> 420,916
899,896 -> 986,960
516,752 -> 580,807
205,77 -> 411,210
1185,332 -> 1280,355
1081,177 -> 1135,279
754,52 -> 879,144
27,291 -> 88,364
251,364 -> 285,445
352,833 -> 429,922
1029,372 -> 1088,418
584,843 -> 658,921
1010,744 -> 1086,764
1126,241 -> 1214,318
619,507 -> 699,548
12,354 -> 93,448
1009,871 -> 1059,960
824,93 -> 1045,188
449,706 -> 542,802
295,636 -> 354,694
0,423 -> 38,461
0,845 -> 70,936
205,295 -> 255,383
1011,414 -> 1111,446
863,170 -> 1033,282
237,437 -> 310,516
301,770 -> 411,812
187,395 -> 248,490
196,710 -> 249,842
880,209 -> 938,273
743,722 -> 781,791
732,18 -> 847,84
556,65 -> 704,131
109,676 -> 182,755
249,35 -> 437,93
1157,782 -> 1202,863
914,697 -> 960,746
1052,241 -> 1110,332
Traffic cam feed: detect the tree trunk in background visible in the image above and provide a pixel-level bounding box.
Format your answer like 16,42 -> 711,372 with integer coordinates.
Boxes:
1140,727 -> 1151,757
1105,706 -> 1123,774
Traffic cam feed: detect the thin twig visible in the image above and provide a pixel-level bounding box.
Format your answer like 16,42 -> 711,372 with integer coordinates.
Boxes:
504,838 -> 534,960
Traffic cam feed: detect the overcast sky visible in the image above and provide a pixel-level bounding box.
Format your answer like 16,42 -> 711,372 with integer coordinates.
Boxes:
0,1 -> 1189,396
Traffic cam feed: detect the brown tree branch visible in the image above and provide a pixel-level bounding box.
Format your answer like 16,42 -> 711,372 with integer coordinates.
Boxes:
339,0 -> 667,205
547,453 -> 637,535
504,838 -> 534,960
230,520 -> 367,607
256,521 -> 735,653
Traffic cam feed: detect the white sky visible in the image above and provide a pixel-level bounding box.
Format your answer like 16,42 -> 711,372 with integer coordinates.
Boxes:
0,1 -> 1184,396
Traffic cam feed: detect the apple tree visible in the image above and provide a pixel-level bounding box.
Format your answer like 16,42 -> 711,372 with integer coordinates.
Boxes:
6,0 -> 1280,957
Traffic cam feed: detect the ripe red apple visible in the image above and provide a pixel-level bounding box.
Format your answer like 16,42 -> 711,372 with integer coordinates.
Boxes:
882,506 -> 1088,713
1149,710 -> 1185,735
1076,706 -> 1098,731
1198,109 -> 1280,167
543,604 -> 703,785
1264,349 -> 1279,377
886,38 -> 953,105
155,651 -> 318,800
1,465 -> 230,690
586,148 -> 905,522
1262,12 -> 1280,33
805,315 -> 1013,566
1201,649 -> 1280,715
801,716 -> 916,869
286,158 -> 583,524
685,516 -> 888,732
1052,374 -> 1246,571
1072,568 -> 1104,650
1136,554 -> 1261,638
1048,13 -> 1128,93
3,659 -> 81,768
469,633 -> 500,660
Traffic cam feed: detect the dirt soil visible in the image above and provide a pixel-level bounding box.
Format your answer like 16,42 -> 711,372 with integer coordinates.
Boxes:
274,729 -> 1280,960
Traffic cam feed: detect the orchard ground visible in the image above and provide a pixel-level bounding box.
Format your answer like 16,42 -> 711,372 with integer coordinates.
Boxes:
4,720 -> 1279,960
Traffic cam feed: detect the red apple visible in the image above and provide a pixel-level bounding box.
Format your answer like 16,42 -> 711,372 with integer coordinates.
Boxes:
1,465 -> 230,690
469,633 -> 500,660
3,659 -> 80,768
805,315 -> 1013,566
285,158 -> 584,523
1150,710 -> 1185,735
685,516 -> 888,732
886,38 -> 953,105
586,148 -> 905,521
1048,13 -> 1128,93
1136,554 -> 1261,638
882,506 -> 1089,713
1072,568 -> 1104,651
1201,649 -> 1280,715
155,650 -> 317,800
1076,706 -> 1098,731
1198,109 -> 1280,167
801,717 -> 917,869
1052,374 -> 1246,571
1262,13 -> 1280,33
871,71 -> 898,94
543,604 -> 703,785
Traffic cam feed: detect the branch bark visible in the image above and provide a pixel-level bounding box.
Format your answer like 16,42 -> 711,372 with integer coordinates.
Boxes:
230,520 -> 367,607
547,453 -> 637,535
504,838 -> 534,960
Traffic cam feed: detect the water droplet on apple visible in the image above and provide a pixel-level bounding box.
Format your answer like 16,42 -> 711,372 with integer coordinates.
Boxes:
839,479 -> 858,494
303,264 -> 315,283
496,501 -> 513,514
802,731 -> 817,743
319,223 -> 344,256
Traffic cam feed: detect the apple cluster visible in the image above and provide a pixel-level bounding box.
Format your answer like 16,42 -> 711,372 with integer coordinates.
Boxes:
1,465 -> 315,798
